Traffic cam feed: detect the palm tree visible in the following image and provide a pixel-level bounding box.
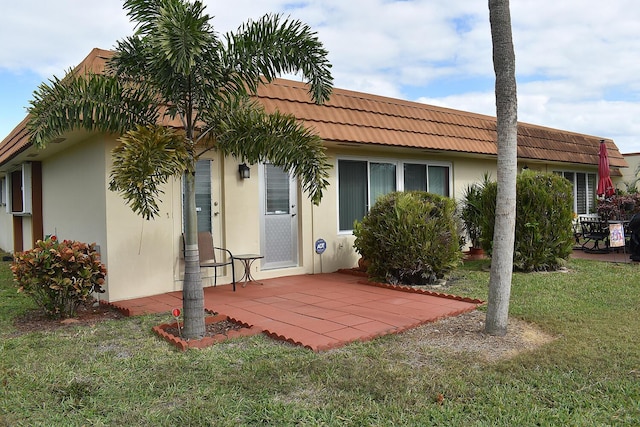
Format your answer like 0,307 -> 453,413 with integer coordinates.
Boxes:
485,0 -> 518,336
26,0 -> 333,339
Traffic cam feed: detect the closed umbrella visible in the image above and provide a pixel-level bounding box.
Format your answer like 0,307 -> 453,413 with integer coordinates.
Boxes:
597,140 -> 615,198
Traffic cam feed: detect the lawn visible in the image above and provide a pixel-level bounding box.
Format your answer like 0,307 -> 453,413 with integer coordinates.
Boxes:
0,256 -> 638,426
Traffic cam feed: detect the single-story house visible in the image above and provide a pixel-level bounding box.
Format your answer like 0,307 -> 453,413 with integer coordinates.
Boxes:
0,48 -> 627,302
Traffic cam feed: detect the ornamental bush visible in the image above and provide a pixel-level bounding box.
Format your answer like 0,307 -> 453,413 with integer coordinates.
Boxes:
353,191 -> 463,285
11,237 -> 107,318
479,170 -> 574,271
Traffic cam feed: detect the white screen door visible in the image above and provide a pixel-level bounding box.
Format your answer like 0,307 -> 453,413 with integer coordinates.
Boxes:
260,164 -> 298,269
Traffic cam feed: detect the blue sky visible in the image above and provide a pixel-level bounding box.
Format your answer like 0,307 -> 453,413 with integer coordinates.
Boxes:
2,0 -> 640,153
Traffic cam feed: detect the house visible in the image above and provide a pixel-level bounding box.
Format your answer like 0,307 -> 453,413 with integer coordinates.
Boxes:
621,153 -> 640,191
0,48 -> 627,302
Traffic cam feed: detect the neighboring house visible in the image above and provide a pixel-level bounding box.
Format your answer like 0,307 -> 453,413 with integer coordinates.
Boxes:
621,153 -> 640,191
0,48 -> 628,302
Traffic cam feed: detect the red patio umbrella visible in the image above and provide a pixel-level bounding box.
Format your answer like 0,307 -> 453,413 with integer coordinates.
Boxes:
597,140 -> 615,198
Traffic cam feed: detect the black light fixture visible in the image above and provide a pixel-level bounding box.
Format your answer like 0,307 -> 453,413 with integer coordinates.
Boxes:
238,163 -> 250,179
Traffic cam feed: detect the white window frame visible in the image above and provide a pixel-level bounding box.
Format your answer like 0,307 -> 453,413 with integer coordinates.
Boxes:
554,170 -> 597,215
336,156 -> 453,233
0,176 -> 5,207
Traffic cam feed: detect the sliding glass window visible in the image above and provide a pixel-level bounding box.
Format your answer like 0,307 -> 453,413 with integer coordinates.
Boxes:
339,159 -> 451,232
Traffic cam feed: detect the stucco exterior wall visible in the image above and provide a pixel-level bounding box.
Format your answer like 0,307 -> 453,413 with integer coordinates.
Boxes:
42,136 -> 107,247
221,155 -> 314,282
0,207 -> 11,252
621,154 -> 640,191
4,134 -> 607,303
300,149 -> 502,274
103,138 -> 182,301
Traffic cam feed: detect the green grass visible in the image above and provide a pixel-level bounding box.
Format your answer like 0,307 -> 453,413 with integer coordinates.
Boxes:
0,256 -> 638,426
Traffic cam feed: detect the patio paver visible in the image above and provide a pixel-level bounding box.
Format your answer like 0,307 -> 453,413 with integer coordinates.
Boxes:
108,272 -> 482,351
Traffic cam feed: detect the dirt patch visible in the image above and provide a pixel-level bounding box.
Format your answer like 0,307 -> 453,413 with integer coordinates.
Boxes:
400,310 -> 555,363
11,303 -> 125,335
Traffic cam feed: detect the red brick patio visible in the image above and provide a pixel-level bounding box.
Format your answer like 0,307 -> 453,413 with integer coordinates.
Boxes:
107,272 -> 483,352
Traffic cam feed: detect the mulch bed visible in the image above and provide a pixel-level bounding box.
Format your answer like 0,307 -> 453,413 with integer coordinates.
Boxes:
163,318 -> 244,338
12,303 -> 125,335
152,313 -> 263,350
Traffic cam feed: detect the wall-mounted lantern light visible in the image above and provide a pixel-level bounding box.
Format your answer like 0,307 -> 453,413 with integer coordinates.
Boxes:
238,163 -> 250,179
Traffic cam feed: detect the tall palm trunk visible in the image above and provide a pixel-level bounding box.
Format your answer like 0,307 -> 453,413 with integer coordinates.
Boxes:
485,0 -> 518,336
182,169 -> 205,338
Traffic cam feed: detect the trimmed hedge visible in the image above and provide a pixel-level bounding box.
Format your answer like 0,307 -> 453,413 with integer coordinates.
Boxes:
479,171 -> 574,271
353,191 -> 463,285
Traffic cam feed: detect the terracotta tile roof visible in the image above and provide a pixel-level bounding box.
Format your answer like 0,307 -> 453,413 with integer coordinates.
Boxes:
0,47 -> 627,169
0,116 -> 30,166
256,78 -> 627,168
0,48 -> 114,166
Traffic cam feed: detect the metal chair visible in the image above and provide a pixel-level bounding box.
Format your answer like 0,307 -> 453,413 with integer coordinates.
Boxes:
579,215 -> 609,253
183,232 -> 236,291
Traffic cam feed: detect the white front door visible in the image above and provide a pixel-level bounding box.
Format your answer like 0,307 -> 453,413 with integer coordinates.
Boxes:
260,164 -> 298,269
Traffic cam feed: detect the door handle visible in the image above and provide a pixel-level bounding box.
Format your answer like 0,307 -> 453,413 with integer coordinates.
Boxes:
292,213 -> 297,217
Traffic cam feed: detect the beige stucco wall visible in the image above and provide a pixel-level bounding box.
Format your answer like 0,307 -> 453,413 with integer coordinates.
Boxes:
221,155 -> 314,282
103,138 -> 182,301
297,148 -> 503,273
2,132 -> 609,303
0,174 -> 12,251
42,135 -> 107,248
0,207 -> 12,252
621,154 -> 640,191
41,134 -> 183,302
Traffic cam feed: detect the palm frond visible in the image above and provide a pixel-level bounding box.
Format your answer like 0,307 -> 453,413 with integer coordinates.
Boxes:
209,98 -> 330,204
114,0 -> 225,132
27,72 -> 159,148
109,124 -> 192,219
223,13 -> 333,104
123,0 -> 164,34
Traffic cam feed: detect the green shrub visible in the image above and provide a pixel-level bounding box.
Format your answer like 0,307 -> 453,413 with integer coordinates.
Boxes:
479,171 -> 574,271
461,173 -> 492,248
11,236 -> 107,318
353,191 -> 463,285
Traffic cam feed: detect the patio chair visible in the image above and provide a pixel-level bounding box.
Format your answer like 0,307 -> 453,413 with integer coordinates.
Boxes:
183,232 -> 236,291
579,215 -> 609,253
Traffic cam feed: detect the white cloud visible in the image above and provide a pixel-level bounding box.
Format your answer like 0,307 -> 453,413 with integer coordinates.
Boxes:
1,0 -> 639,153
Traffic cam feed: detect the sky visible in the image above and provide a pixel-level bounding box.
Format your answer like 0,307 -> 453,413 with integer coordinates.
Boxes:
1,0 -> 640,153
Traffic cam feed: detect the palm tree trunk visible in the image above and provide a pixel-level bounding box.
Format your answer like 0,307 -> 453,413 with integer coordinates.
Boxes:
182,170 -> 206,339
486,0 -> 518,336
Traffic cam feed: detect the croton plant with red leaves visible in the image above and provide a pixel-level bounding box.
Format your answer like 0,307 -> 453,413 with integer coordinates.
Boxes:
11,236 -> 107,318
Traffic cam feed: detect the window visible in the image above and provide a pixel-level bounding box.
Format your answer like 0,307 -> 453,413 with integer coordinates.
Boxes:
183,159 -> 212,232
265,164 -> 290,214
555,171 -> 597,214
369,162 -> 396,207
338,160 -> 368,231
338,159 -> 451,231
7,163 -> 32,215
0,177 -> 5,206
404,163 -> 450,196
